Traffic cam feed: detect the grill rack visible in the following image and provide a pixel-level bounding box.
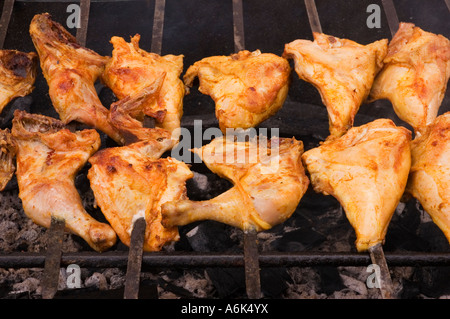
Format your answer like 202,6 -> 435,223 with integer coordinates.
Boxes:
0,0 -> 450,299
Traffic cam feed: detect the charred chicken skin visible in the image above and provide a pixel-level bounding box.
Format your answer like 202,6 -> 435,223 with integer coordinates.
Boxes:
88,141 -> 193,251
162,136 -> 309,232
11,110 -> 117,252
406,112 -> 450,243
183,50 -> 291,132
369,23 -> 450,136
108,74 -> 174,146
102,34 -> 185,142
29,13 -> 123,143
0,49 -> 37,113
0,129 -> 17,191
283,33 -> 388,139
302,119 -> 411,252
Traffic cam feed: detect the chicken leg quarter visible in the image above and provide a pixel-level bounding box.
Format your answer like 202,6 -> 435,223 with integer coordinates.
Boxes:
302,119 -> 411,252
12,110 -> 117,252
406,112 -> 450,244
162,136 -> 310,232
29,13 -> 123,143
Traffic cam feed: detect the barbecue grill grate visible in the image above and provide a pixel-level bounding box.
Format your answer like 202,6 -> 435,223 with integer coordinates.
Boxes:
0,0 -> 450,299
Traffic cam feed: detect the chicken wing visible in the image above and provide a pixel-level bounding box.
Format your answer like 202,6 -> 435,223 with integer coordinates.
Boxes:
183,50 -> 291,132
11,110 -> 117,252
0,49 -> 37,113
369,23 -> 450,136
0,129 -> 17,191
108,73 -> 174,146
162,136 -> 309,232
301,119 -> 411,252
406,112 -> 450,243
29,13 -> 123,143
102,34 -> 185,142
283,33 -> 388,139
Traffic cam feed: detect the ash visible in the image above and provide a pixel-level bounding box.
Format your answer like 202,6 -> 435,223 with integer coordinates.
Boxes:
1,168 -> 450,300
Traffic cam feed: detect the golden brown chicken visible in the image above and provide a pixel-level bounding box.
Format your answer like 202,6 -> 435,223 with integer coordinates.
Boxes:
102,34 -> 185,142
283,33 -> 388,139
108,74 -> 174,146
11,110 -> 117,252
369,23 -> 450,136
0,129 -> 17,191
29,13 -> 123,143
183,50 -> 291,132
301,119 -> 411,252
406,112 -> 450,243
162,136 -> 309,232
88,140 -> 193,251
0,49 -> 37,113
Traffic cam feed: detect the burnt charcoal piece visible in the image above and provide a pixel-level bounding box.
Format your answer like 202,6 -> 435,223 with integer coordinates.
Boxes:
384,200 -> 431,252
415,267 -> 450,298
184,221 -> 238,252
0,95 -> 32,129
317,266 -> 346,295
418,222 -> 450,252
260,268 -> 292,298
271,227 -> 326,252
207,268 -> 245,298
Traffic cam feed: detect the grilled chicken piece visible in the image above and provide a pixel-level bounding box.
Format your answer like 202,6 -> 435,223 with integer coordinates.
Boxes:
283,33 -> 388,139
406,112 -> 450,243
102,34 -> 184,142
0,129 -> 17,191
369,23 -> 450,136
0,50 -> 37,113
108,74 -> 174,146
183,50 -> 291,132
88,140 -> 193,251
302,119 -> 411,252
29,13 -> 123,143
11,110 -> 117,252
162,136 -> 309,232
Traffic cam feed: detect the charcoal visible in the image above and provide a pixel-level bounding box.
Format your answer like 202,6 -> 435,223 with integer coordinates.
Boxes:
206,268 -> 245,298
260,268 -> 291,298
185,221 -> 238,252
271,227 -> 326,252
317,266 -> 346,295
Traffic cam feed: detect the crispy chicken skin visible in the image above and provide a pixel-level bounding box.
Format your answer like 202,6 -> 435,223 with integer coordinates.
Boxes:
29,13 -> 123,143
369,23 -> 450,135
183,50 -> 291,132
283,33 -> 388,139
88,141 -> 193,251
11,110 -> 117,252
108,74 -> 174,146
162,136 -> 309,232
302,119 -> 411,252
0,50 -> 37,113
406,112 -> 450,243
102,35 -> 185,142
0,129 -> 17,191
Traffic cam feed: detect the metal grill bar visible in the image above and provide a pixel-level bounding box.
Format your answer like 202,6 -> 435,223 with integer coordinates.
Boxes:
1,251 -> 450,269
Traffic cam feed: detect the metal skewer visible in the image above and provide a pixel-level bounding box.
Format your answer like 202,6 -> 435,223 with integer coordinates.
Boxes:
0,0 -> 15,49
41,217 -> 65,299
123,217 -> 146,299
369,243 -> 396,299
243,228 -> 261,299
76,0 -> 91,47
